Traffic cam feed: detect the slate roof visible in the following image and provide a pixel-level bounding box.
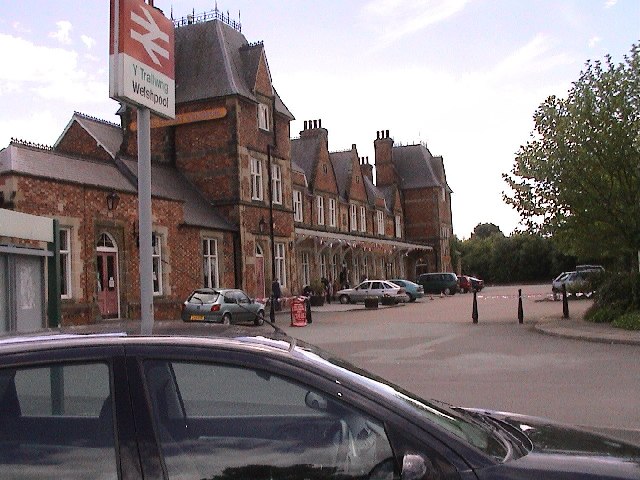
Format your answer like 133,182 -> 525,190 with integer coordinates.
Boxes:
363,175 -> 388,210
119,158 -> 235,231
291,135 -> 322,186
329,150 -> 352,200
175,20 -> 293,119
0,140 -> 236,232
392,144 -> 452,192
54,113 -> 123,158
0,143 -> 135,193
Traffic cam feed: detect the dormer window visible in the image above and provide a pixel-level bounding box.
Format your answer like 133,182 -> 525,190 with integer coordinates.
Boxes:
258,102 -> 270,131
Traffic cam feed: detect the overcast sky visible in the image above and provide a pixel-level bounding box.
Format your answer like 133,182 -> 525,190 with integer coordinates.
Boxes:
1,0 -> 638,238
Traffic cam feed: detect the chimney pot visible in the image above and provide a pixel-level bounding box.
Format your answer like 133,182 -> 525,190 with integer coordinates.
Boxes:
352,143 -> 356,150
377,131 -> 380,140
303,120 -> 307,130
386,130 -> 390,138
313,120 -> 317,129
319,119 -> 322,128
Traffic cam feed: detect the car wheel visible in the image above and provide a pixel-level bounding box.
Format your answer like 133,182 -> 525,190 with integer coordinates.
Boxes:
409,294 -> 416,302
222,313 -> 231,325
444,287 -> 451,295
339,294 -> 350,304
254,310 -> 265,326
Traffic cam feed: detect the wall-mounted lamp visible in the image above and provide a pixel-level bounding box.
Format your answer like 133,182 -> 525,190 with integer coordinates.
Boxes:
106,191 -> 120,211
0,191 -> 16,210
258,216 -> 266,233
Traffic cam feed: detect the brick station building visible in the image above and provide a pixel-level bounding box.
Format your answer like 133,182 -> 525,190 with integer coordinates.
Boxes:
0,12 -> 452,327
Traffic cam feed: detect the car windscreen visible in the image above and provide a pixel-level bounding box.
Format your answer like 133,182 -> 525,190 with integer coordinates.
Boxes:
189,292 -> 220,304
295,345 -> 510,461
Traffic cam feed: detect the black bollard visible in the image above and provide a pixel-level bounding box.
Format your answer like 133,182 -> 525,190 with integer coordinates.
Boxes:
306,297 -> 312,324
269,295 -> 276,324
472,290 -> 478,324
562,284 -> 569,318
518,289 -> 524,324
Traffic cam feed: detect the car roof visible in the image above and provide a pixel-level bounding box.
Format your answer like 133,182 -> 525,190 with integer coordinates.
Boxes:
0,321 -> 292,355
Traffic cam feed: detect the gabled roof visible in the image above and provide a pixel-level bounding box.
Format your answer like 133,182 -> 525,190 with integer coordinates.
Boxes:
0,143 -> 135,192
119,159 -> 236,231
329,150 -> 352,201
0,140 -> 236,232
54,112 -> 123,159
392,144 -> 452,192
363,175 -> 388,211
291,135 -> 322,187
175,20 -> 293,119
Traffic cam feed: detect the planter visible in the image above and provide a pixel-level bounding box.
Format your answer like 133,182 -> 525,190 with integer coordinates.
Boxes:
364,297 -> 379,309
381,296 -> 396,306
310,295 -> 325,307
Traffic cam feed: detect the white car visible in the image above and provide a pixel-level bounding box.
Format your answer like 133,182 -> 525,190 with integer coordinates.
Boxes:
337,280 -> 408,304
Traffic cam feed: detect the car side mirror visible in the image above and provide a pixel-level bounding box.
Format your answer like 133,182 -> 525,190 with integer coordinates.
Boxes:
401,453 -> 433,480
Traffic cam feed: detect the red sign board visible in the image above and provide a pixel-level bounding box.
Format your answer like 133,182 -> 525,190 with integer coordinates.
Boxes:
290,297 -> 308,327
109,0 -> 175,118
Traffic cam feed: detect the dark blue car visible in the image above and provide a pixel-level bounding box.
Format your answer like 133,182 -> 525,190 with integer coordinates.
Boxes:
0,323 -> 638,479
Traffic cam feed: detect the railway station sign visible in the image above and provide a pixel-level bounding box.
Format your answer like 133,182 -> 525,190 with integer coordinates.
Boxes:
109,0 -> 175,118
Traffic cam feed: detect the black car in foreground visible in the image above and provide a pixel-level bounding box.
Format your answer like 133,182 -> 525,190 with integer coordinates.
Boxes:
0,322 -> 638,479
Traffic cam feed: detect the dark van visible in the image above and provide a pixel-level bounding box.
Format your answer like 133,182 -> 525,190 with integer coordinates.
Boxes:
417,272 -> 459,295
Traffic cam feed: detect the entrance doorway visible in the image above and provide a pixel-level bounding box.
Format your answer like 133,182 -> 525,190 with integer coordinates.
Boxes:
96,233 -> 120,318
255,244 -> 265,300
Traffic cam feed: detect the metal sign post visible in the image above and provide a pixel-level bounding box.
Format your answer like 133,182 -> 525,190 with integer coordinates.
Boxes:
137,107 -> 154,333
109,0 -> 175,333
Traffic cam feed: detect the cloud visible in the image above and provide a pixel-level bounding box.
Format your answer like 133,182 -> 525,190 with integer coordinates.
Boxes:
588,36 -> 601,48
11,21 -> 30,33
488,34 -> 574,81
49,20 -> 73,45
0,33 -> 107,103
604,0 -> 617,8
362,0 -> 471,47
81,34 -> 96,50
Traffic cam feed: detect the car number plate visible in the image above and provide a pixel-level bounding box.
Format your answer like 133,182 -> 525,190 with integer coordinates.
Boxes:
190,315 -> 205,320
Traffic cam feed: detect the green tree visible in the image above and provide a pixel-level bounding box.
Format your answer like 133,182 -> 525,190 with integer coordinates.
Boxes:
472,223 -> 504,239
503,43 -> 640,269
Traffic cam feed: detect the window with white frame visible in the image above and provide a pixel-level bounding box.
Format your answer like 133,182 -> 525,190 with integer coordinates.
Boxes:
316,195 -> 325,225
152,233 -> 163,295
360,206 -> 366,233
331,254 -> 338,282
320,254 -> 327,280
293,190 -> 303,222
377,211 -> 385,235
363,255 -> 369,279
353,257 -> 360,283
275,242 -> 286,287
301,251 -> 310,287
328,198 -> 336,227
250,157 -> 263,200
202,238 -> 219,288
258,102 -> 270,131
395,215 -> 402,238
271,164 -> 282,204
60,228 -> 72,299
350,204 -> 357,231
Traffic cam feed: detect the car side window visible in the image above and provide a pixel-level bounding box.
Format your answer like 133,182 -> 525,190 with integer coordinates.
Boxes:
144,360 -> 397,480
371,281 -> 382,290
237,291 -> 249,304
0,362 -> 117,479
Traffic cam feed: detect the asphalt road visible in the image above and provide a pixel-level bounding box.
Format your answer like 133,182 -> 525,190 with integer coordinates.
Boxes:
278,284 -> 640,445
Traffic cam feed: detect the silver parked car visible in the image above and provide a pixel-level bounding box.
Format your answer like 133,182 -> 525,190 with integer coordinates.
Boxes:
181,288 -> 265,325
337,280 -> 407,304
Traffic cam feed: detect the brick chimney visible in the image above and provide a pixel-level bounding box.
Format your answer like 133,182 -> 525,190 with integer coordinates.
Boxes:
374,130 -> 394,186
360,156 -> 373,182
300,119 -> 328,149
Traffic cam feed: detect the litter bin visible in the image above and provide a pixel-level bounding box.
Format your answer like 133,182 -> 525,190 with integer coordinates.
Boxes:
290,296 -> 308,327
